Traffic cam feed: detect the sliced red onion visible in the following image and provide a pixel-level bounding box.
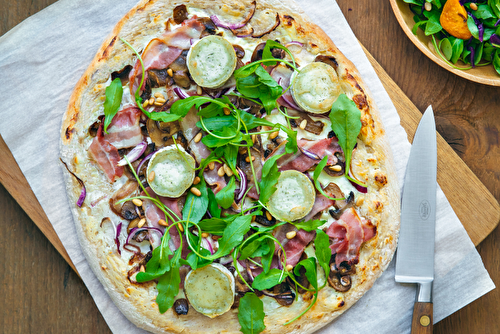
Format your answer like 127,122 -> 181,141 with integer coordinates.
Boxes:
174,87 -> 191,99
235,167 -> 248,203
285,41 -> 304,48
126,226 -> 164,245
495,19 -> 500,27
123,243 -> 142,255
210,1 -> 256,30
348,169 -> 367,193
299,146 -> 321,161
117,142 -> 147,166
115,222 -> 123,255
136,151 -> 155,173
490,34 -> 500,47
60,158 -> 86,207
202,237 -> 214,255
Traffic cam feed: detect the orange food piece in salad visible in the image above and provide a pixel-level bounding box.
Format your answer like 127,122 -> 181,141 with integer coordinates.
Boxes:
440,0 -> 472,39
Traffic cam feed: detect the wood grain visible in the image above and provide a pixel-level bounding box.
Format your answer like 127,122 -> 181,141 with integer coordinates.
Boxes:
411,302 -> 434,334
0,1 -> 499,334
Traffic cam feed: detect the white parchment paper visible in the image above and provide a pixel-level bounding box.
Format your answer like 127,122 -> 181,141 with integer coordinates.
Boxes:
0,0 -> 495,333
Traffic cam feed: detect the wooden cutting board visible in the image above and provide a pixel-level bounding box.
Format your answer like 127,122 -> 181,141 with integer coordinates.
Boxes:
0,46 -> 499,275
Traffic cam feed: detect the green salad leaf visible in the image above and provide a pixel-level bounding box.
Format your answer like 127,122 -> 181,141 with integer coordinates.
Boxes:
103,78 -> 123,134
238,293 -> 266,334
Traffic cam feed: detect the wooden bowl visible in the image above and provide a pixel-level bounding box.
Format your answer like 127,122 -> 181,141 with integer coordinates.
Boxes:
390,0 -> 500,86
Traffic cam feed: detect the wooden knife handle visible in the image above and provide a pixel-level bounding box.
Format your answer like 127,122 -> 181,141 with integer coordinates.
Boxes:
411,302 -> 433,334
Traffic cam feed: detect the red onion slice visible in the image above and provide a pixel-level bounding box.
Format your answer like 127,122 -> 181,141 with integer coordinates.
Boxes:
115,222 -> 123,255
173,87 -> 191,99
235,167 -> 248,203
60,158 -> 86,207
136,151 -> 155,174
299,146 -> 321,161
210,1 -> 256,30
117,142 -> 148,166
348,169 -> 367,193
202,237 -> 214,255
285,41 -> 304,48
126,226 -> 164,245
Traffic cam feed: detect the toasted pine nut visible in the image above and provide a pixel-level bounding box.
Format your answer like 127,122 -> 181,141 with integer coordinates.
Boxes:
217,166 -> 225,177
191,187 -> 202,197
154,101 -> 164,106
201,232 -> 210,238
158,219 -> 169,227
251,134 -> 257,143
148,171 -> 155,182
329,165 -> 342,172
148,97 -> 155,105
196,85 -> 202,95
265,211 -> 272,221
223,108 -> 231,115
154,92 -> 164,99
140,265 -> 145,273
194,132 -> 202,143
245,156 -> 255,163
177,223 -> 184,232
223,164 -> 233,176
156,98 -> 166,104
138,218 -> 146,228
269,131 -> 279,139
208,162 -> 215,170
251,215 -> 256,222
231,201 -> 239,210
299,119 -> 308,130
424,2 -> 432,11
470,2 -> 478,10
286,231 -> 297,239
355,196 -> 364,206
193,176 -> 201,185
142,100 -> 149,108
132,199 -> 143,207
239,147 -> 248,154
167,68 -> 173,77
286,264 -> 294,272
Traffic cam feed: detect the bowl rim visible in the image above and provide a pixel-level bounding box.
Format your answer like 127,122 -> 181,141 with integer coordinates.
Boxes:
389,0 -> 500,86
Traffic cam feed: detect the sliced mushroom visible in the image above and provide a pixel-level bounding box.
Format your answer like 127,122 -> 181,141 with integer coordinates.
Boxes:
146,118 -> 181,148
268,282 -> 295,306
148,69 -> 174,88
314,55 -> 339,71
329,191 -> 354,220
88,115 -> 104,137
109,180 -> 139,220
289,113 -> 325,135
111,65 -> 133,86
197,17 -> 217,36
170,50 -> 192,89
173,5 -> 188,24
174,298 -> 189,315
233,44 -> 245,59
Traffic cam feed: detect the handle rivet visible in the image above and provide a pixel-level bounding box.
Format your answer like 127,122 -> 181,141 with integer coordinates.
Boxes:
420,315 -> 431,327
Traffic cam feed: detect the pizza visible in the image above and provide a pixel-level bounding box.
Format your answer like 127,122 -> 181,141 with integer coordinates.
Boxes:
59,0 -> 400,333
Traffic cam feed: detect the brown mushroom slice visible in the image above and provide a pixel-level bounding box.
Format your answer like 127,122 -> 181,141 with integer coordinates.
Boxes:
111,65 -> 133,86
327,269 -> 352,292
289,112 -> 325,135
147,69 -> 174,88
329,191 -> 355,220
109,180 -> 139,220
172,5 -> 188,24
146,118 -> 181,148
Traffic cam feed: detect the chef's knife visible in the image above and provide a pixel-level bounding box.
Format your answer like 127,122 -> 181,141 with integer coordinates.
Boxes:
395,106 -> 437,334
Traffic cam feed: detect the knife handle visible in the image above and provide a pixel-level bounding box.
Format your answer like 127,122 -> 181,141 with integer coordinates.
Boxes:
411,302 -> 433,334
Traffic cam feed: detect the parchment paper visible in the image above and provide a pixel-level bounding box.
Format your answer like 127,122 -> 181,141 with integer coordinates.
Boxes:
0,0 -> 494,333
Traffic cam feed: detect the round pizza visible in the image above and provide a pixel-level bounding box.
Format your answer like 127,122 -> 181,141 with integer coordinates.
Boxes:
59,0 -> 400,333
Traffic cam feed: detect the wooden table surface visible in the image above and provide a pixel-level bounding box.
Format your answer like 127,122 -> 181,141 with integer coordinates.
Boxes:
1,0 -> 499,333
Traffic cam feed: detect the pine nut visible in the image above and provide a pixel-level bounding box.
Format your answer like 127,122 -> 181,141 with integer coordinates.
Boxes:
167,68 -> 173,77
329,165 -> 342,172
208,162 -> 215,170
265,211 -> 273,221
251,215 -> 256,222
154,101 -> 164,106
142,100 -> 149,108
239,148 -> 248,154
140,265 -> 145,272
154,92 -> 164,99
470,2 -> 478,10
194,132 -> 202,143
224,164 -> 233,176
196,85 -> 202,95
424,2 -> 432,11
190,187 -> 202,196
286,264 -> 293,272
156,97 -> 166,104
217,166 -> 225,177
286,231 -> 297,239
193,176 -> 201,185
299,119 -> 308,130
148,97 -> 155,105
355,196 -> 364,206
201,232 -> 209,238
251,134 -> 257,143
158,219 -> 169,227
132,199 -> 143,207
177,223 -> 184,232
231,201 -> 239,210
223,108 -> 231,115
269,131 -> 279,139
138,218 -> 146,228
245,156 -> 255,163
148,171 -> 155,182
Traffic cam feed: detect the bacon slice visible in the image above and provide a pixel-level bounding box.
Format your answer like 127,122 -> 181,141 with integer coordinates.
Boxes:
272,223 -> 316,267
303,194 -> 334,221
278,137 -> 342,172
326,208 -> 375,267
129,18 -> 205,96
179,107 -> 212,163
204,162 -> 227,194
104,106 -> 143,149
88,124 -> 124,182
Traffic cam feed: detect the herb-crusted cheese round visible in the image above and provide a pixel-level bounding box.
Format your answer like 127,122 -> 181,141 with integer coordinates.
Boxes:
184,263 -> 235,318
187,35 -> 237,88
267,170 -> 316,221
291,62 -> 342,114
146,145 -> 195,198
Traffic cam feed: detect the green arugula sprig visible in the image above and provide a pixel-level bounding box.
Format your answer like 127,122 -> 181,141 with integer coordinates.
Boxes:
103,78 -> 123,134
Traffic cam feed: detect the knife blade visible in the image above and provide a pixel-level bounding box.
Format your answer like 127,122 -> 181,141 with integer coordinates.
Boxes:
395,106 -> 437,334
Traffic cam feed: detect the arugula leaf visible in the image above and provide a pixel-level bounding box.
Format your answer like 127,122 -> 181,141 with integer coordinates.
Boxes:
251,220 -> 287,233
171,96 -> 215,117
239,235 -> 272,260
197,217 -> 236,235
329,94 -> 362,178
135,238 -> 172,282
103,78 -> 123,134
197,116 -> 236,132
262,40 -> 295,67
211,215 -> 252,258
252,268 -> 286,290
156,248 -> 182,313
202,129 -> 244,148
312,156 -> 343,201
279,126 -> 298,154
314,229 -> 331,280
238,293 -> 266,334
182,178 -> 208,224
294,257 -> 318,290
240,109 -> 274,130
258,153 -> 285,204
222,144 -> 239,177
206,188 -> 222,219
181,249 -> 212,270
259,239 -> 275,273
215,176 -> 237,209
292,219 -> 326,232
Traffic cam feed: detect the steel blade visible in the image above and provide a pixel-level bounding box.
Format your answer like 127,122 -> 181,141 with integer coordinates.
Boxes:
395,106 -> 437,288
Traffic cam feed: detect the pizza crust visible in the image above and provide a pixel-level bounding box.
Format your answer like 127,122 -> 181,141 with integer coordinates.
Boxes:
60,0 -> 400,333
